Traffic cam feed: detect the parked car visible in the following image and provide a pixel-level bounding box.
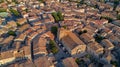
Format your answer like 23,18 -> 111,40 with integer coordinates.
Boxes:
65,51 -> 69,54
59,43 -> 62,46
59,44 -> 64,47
62,47 -> 65,50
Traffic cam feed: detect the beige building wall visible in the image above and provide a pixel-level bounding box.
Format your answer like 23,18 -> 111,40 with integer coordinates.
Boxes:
57,28 -> 69,40
71,45 -> 86,55
0,57 -> 15,65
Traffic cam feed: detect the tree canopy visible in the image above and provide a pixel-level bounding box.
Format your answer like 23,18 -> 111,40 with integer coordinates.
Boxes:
117,14 -> 120,20
7,30 -> 16,36
78,30 -> 87,35
49,40 -> 59,54
52,12 -> 60,22
101,16 -> 113,22
0,0 -> 4,3
38,0 -> 44,3
9,9 -> 20,16
0,8 -> 7,12
52,11 -> 64,22
113,0 -> 119,10
51,26 -> 58,37
110,60 -> 118,67
57,11 -> 64,21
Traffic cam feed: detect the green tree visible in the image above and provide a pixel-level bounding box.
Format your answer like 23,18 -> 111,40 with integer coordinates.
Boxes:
63,26 -> 67,29
38,0 -> 44,3
113,0 -> 119,10
100,0 -> 105,3
78,31 -> 82,35
25,9 -> 28,12
114,0 -> 119,6
75,58 -> 80,65
117,14 -> 120,20
83,30 -> 87,33
7,30 -> 16,36
78,30 -> 87,35
101,16 -> 113,22
16,22 -> 21,27
0,44 -> 3,47
49,40 -> 58,54
51,26 -> 58,37
52,11 -> 64,22
110,61 -> 118,67
57,11 -> 64,21
0,0 -> 4,3
9,9 -> 20,16
6,0 -> 11,4
12,0 -> 19,4
85,54 -> 91,59
80,0 -> 84,4
0,8 -> 7,12
52,12 -> 60,22
75,58 -> 85,66
94,4 -> 99,9
95,35 -> 104,43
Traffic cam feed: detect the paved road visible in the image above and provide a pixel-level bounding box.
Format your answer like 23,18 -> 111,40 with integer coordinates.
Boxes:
53,38 -> 71,67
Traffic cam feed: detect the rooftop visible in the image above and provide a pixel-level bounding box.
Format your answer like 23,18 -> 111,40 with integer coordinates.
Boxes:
0,36 -> 14,45
7,59 -> 35,67
33,37 -> 48,54
63,57 -> 78,67
62,31 -> 85,50
0,50 -> 14,60
34,56 -> 54,67
18,24 -> 31,32
80,33 -> 95,44
17,18 -> 27,25
101,39 -> 114,50
14,33 -> 27,41
88,42 -> 104,54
